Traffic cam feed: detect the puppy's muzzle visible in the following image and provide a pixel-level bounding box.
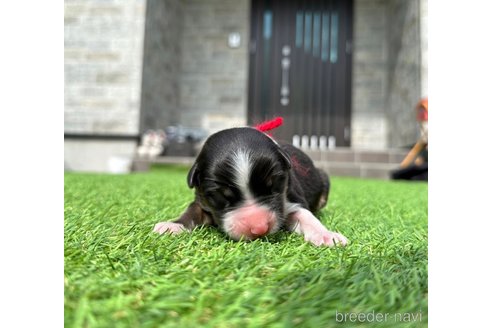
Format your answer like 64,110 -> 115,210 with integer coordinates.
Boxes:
223,203 -> 276,240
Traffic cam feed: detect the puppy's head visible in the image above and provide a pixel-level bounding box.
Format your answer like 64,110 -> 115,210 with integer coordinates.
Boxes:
187,128 -> 291,240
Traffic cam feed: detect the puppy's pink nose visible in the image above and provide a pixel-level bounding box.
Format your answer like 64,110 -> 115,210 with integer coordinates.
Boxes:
250,224 -> 269,236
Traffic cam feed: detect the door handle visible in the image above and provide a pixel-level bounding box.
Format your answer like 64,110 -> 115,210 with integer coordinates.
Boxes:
280,45 -> 291,106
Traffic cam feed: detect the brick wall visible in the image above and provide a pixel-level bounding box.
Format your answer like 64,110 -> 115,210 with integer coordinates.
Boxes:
64,0 -> 145,135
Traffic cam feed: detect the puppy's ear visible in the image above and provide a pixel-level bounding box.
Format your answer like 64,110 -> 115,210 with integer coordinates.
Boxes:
187,162 -> 200,188
278,147 -> 291,169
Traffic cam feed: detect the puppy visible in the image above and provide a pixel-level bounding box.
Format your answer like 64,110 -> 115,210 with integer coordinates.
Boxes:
153,127 -> 348,247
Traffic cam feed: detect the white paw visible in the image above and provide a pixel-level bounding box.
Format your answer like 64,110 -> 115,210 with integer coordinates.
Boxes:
304,229 -> 348,247
153,222 -> 186,235
287,208 -> 349,247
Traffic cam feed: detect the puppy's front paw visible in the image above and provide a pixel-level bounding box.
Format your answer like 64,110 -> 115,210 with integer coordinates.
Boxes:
153,222 -> 186,235
304,229 -> 348,247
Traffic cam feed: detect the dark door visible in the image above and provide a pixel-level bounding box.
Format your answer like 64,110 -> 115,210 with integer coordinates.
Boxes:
247,0 -> 353,148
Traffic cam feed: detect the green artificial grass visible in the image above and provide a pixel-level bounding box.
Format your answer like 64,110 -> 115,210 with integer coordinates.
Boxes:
65,165 -> 428,328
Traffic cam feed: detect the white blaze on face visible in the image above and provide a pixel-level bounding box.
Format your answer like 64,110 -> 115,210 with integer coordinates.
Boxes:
230,149 -> 253,200
221,149 -> 279,240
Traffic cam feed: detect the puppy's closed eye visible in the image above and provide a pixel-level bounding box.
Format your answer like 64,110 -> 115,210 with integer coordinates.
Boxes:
250,172 -> 286,197
271,177 -> 288,196
204,183 -> 241,210
205,190 -> 229,209
221,186 -> 235,199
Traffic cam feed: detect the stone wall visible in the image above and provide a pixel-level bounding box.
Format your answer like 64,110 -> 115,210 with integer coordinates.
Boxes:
139,0 -> 250,134
178,0 -> 250,133
386,0 -> 421,148
140,0 -> 183,131
351,0 -> 389,149
351,0 -> 426,149
64,0 -> 428,168
64,0 -> 146,135
420,0 -> 428,98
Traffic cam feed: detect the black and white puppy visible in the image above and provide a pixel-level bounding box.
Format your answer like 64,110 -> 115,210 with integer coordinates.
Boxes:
153,127 -> 348,247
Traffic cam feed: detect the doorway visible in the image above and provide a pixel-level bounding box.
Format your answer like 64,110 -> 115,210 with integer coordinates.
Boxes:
247,0 -> 353,147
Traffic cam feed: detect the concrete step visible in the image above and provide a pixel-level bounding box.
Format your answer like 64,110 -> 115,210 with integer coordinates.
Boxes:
132,148 -> 408,179
303,148 -> 408,165
315,161 -> 399,180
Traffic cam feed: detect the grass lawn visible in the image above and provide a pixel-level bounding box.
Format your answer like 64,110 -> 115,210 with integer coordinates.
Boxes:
64,165 -> 428,328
